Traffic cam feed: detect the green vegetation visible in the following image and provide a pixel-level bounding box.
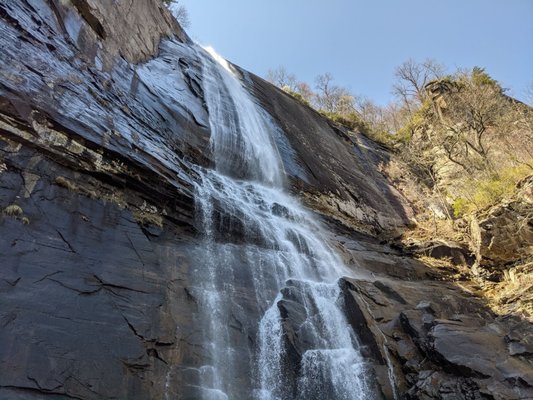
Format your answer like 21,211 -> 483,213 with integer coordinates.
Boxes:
452,163 -> 532,217
451,197 -> 469,218
383,63 -> 532,223
470,66 -> 501,89
319,111 -> 368,133
282,87 -> 310,107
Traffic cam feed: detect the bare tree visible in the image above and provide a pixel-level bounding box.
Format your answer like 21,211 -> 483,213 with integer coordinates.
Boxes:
314,73 -> 335,111
355,97 -> 391,134
266,67 -> 298,91
294,81 -> 314,104
165,1 -> 190,29
393,58 -> 445,111
314,73 -> 356,114
498,99 -> 533,169
430,69 -> 515,173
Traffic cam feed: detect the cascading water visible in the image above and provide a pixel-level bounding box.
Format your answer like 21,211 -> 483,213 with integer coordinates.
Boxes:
188,45 -> 376,400
200,46 -> 283,186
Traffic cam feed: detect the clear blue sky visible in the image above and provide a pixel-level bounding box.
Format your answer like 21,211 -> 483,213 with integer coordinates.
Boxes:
179,0 -> 533,105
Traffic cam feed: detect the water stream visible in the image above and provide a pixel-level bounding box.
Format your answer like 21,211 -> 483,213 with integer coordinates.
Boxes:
188,45 -> 375,400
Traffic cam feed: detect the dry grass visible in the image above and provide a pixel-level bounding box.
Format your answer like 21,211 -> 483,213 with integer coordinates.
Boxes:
417,254 -> 531,321
403,218 -> 467,244
55,175 -> 126,208
133,210 -> 163,228
3,204 -> 23,216
483,262 -> 533,321
2,204 -> 30,225
55,176 -> 78,191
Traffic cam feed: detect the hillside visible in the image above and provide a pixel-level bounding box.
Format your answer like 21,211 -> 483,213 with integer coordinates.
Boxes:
269,61 -> 533,324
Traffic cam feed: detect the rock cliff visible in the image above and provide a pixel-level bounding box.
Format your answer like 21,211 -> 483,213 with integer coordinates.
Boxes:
0,1 -> 531,399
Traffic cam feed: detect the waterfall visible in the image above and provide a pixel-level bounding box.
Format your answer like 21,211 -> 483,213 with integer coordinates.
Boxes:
188,45 -> 375,400
201,46 -> 284,186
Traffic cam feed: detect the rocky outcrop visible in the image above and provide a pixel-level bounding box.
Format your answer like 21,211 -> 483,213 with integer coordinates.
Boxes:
329,228 -> 533,399
405,239 -> 475,266
339,273 -> 532,399
470,175 -> 533,271
67,0 -> 189,64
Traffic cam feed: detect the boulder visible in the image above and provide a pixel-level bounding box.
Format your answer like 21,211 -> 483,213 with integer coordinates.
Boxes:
406,239 -> 475,266
470,175 -> 533,270
340,276 -> 533,399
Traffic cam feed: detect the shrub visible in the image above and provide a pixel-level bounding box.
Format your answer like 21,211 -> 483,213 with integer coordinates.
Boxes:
320,111 -> 369,133
396,98 -> 433,140
471,66 -> 500,89
2,204 -> 30,224
3,204 -> 23,216
451,163 -> 532,216
452,197 -> 469,218
133,210 -> 163,228
282,87 -> 311,107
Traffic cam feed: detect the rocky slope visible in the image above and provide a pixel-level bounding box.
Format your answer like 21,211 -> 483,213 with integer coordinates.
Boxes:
0,1 -> 531,399
470,176 -> 533,272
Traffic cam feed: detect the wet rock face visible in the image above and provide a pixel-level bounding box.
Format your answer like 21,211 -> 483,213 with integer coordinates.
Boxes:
0,138 -> 210,399
249,75 -> 415,236
0,1 -> 208,399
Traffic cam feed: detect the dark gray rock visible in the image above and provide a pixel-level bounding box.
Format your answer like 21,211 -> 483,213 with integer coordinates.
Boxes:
248,73 -> 416,236
340,275 -> 533,399
406,239 -> 475,266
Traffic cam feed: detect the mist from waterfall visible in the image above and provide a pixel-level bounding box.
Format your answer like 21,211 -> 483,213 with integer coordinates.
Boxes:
188,45 -> 376,400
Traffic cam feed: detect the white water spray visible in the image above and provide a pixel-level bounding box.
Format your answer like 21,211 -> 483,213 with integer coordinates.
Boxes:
189,45 -> 375,400
201,46 -> 284,186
